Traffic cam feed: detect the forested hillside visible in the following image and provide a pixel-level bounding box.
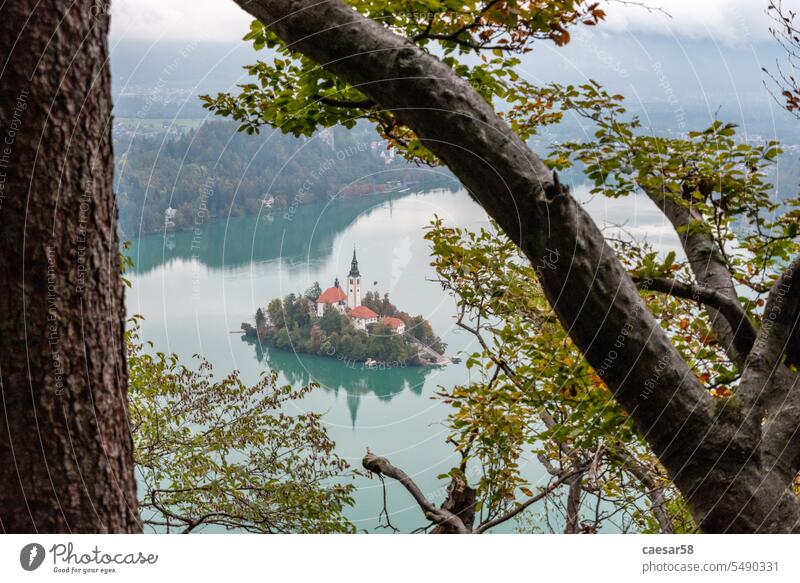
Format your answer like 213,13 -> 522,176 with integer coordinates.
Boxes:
114,121 -> 450,237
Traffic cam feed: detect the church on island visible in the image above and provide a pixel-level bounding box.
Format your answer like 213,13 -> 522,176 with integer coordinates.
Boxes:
315,249 -> 406,335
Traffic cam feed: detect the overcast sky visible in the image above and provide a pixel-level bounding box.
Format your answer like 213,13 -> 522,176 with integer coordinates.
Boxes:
111,0 -> 788,45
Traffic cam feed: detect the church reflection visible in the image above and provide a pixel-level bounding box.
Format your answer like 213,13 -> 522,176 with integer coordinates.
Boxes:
244,336 -> 436,426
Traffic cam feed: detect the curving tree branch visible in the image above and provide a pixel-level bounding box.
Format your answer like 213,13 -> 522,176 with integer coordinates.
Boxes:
645,190 -> 752,368
634,275 -> 758,355
363,450 -> 471,533
364,449 -> 588,533
231,0 -> 800,533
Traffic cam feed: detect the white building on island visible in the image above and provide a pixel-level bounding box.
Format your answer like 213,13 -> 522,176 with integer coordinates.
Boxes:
317,249 -> 364,317
350,305 -> 378,330
315,277 -> 347,317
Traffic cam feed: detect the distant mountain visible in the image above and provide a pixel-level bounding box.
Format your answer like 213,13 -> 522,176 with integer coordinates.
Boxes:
110,33 -> 795,131
110,40 -> 256,117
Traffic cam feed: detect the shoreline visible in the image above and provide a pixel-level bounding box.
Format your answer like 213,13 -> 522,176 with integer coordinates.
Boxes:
241,334 -> 444,369
120,179 -> 457,240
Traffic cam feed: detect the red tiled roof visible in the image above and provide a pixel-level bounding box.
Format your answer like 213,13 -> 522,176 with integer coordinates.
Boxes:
318,286 -> 347,304
350,305 -> 378,319
382,316 -> 405,330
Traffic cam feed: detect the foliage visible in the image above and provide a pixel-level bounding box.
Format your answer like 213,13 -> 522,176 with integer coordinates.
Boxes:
536,81 -> 800,381
426,219 -> 694,533
255,307 -> 266,329
544,81 -> 799,293
305,281 -> 323,301
362,290 -> 447,353
414,79 -> 798,533
415,81 -> 799,532
127,322 -> 356,533
201,1 -> 604,164
765,1 -> 800,118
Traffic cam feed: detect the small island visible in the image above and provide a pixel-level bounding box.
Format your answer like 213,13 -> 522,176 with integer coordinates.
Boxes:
242,249 -> 447,368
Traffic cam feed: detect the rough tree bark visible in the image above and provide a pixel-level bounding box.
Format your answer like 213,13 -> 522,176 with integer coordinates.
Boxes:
233,0 -> 800,532
0,1 -> 140,532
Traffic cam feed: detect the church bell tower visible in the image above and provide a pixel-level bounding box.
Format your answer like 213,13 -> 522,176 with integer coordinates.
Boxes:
347,248 -> 361,308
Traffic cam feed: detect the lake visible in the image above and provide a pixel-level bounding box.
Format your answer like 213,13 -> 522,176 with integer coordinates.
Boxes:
126,186 -> 678,533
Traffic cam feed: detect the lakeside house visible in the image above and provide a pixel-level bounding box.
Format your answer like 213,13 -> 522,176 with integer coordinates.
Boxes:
164,206 -> 176,229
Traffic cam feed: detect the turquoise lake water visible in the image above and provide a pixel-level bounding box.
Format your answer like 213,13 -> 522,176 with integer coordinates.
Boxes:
126,185 -> 677,532
126,189 -> 515,532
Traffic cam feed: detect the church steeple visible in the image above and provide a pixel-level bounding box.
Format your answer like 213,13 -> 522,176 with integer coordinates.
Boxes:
348,248 -> 360,278
347,247 -> 362,308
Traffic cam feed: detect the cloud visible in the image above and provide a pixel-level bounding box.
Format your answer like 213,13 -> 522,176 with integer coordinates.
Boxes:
111,0 -> 252,43
111,0 -> 779,44
601,0 -> 777,44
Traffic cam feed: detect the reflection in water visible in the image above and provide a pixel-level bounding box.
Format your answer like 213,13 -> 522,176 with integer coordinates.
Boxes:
127,184 -> 677,531
128,191 -> 426,274
246,337 -> 437,426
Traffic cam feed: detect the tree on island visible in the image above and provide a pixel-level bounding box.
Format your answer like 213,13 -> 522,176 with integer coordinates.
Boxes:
362,291 -> 396,317
320,305 -> 346,335
220,0 -> 800,533
367,323 -> 410,363
255,307 -> 267,329
305,281 -> 323,301
267,298 -> 285,329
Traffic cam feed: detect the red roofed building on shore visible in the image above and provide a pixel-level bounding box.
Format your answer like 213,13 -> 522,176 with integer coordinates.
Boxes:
349,305 -> 378,330
381,316 -> 406,335
316,277 -> 348,317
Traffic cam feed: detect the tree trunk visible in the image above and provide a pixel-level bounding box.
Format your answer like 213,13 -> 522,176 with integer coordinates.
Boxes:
0,0 -> 140,532
564,476 -> 582,534
430,475 -> 476,534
